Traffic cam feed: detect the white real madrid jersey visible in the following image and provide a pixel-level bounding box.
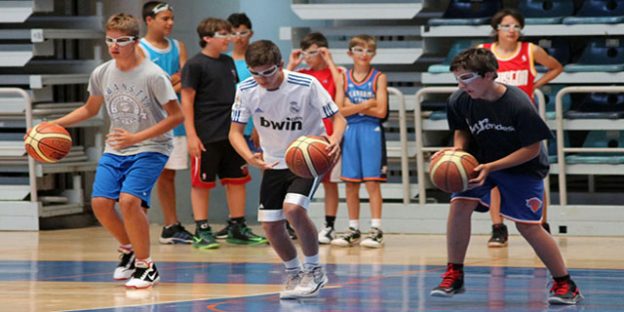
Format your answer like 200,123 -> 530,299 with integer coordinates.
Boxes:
231,70 -> 339,169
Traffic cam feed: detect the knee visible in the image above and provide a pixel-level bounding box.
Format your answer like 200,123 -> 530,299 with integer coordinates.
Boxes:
450,200 -> 477,216
283,203 -> 305,221
262,221 -> 283,235
118,194 -> 141,213
91,197 -> 112,214
515,222 -> 538,235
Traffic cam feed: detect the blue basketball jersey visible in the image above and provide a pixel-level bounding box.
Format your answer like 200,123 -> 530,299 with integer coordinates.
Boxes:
344,68 -> 382,124
140,37 -> 185,136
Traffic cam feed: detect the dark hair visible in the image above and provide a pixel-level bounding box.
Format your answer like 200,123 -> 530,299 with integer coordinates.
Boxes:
142,1 -> 171,22
450,48 -> 499,77
227,12 -> 252,29
245,40 -> 282,67
196,18 -> 231,48
300,32 -> 328,50
490,8 -> 525,41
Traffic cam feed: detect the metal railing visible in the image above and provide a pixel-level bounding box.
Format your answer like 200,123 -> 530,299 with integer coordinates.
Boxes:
387,87 -> 410,204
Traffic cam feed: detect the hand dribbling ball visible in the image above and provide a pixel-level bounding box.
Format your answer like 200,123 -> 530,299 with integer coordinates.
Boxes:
24,122 -> 72,163
429,150 -> 479,193
285,135 -> 333,179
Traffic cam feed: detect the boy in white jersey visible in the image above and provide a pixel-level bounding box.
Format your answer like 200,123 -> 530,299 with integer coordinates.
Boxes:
49,13 -> 183,289
139,1 -> 193,245
229,40 -> 346,299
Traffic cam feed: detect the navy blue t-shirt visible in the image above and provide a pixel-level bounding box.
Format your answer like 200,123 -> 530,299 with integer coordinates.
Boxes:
446,85 -> 553,179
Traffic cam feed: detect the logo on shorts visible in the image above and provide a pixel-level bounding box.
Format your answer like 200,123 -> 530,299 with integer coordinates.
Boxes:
525,197 -> 543,213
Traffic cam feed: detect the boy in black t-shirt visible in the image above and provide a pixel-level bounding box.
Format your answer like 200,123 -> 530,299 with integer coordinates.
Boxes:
430,48 -> 582,306
181,18 -> 266,249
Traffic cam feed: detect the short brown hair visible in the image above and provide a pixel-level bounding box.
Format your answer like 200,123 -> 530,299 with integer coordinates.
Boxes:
245,40 -> 282,67
300,32 -> 328,50
490,9 -> 525,41
450,48 -> 499,76
196,18 -> 232,48
105,13 -> 140,38
348,34 -> 376,51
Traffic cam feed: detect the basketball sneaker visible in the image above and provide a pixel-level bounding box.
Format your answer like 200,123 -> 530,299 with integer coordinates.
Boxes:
487,223 -> 508,248
125,261 -> 160,289
360,227 -> 384,248
286,222 -> 297,240
214,220 -> 232,239
226,222 -> 268,245
284,266 -> 328,299
193,227 -> 220,249
279,269 -> 303,300
330,227 -> 361,247
159,223 -> 193,245
113,249 -> 135,280
548,278 -> 583,305
317,225 -> 335,244
430,264 -> 465,297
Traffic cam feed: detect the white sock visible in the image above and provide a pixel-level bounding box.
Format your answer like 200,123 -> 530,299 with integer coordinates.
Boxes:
371,219 -> 382,229
303,254 -> 320,271
284,257 -> 302,272
135,257 -> 152,268
119,244 -> 133,253
349,220 -> 359,229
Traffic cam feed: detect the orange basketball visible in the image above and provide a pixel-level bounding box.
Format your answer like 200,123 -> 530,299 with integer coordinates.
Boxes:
24,122 -> 72,163
285,135 -> 333,179
429,150 -> 479,193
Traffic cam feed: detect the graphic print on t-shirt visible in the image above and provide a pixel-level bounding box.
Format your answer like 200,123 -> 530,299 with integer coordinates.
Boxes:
105,83 -> 149,131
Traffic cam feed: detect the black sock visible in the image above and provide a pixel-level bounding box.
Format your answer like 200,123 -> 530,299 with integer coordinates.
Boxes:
230,217 -> 246,225
196,220 -> 210,230
554,274 -> 570,282
448,263 -> 464,271
325,216 -> 336,228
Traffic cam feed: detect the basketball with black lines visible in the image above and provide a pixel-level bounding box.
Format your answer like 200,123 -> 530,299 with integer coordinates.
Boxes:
429,150 -> 479,193
24,122 -> 72,164
285,135 -> 333,179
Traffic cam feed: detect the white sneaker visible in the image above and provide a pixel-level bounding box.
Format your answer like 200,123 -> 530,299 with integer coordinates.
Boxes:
279,269 -> 303,300
318,226 -> 335,244
113,250 -> 135,280
286,266 -> 328,299
360,227 -> 384,248
330,227 -> 361,247
125,262 -> 160,289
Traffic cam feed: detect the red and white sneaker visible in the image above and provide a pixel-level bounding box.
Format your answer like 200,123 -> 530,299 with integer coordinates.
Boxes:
548,278 -> 583,305
430,264 -> 465,297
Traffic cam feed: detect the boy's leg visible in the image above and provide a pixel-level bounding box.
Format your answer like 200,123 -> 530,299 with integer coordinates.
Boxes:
157,167 -> 193,245
92,197 -> 130,245
331,182 -> 362,247
118,193 -> 151,260
488,187 -> 508,248
190,145 -> 222,249
431,199 -> 478,297
318,181 -> 338,244
361,181 -> 383,248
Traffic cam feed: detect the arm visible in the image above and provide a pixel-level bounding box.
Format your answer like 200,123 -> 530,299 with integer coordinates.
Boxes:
362,73 -> 388,119
431,129 -> 471,161
326,111 -> 346,161
181,87 -> 204,157
107,100 -> 183,150
229,122 -> 275,170
319,47 -> 345,106
531,44 -> 563,89
52,95 -> 104,127
171,41 -> 188,93
286,49 -> 303,71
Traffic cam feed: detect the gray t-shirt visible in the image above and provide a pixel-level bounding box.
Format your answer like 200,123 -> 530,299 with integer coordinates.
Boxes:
88,59 -> 178,156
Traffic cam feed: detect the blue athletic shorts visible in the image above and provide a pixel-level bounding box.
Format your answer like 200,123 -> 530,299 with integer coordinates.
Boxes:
451,171 -> 545,224
92,152 -> 169,208
341,122 -> 387,182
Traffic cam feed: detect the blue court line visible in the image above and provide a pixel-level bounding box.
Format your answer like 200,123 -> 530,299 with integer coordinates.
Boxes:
2,261 -> 622,312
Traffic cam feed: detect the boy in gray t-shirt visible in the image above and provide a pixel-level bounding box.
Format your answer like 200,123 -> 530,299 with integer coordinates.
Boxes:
50,13 -> 182,289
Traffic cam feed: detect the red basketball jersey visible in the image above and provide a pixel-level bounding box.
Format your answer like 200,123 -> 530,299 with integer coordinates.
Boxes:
483,41 -> 536,101
299,67 -> 343,135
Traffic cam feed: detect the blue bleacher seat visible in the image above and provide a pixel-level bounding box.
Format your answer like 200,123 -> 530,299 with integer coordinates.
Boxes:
566,93 -> 624,119
565,131 -> 624,164
563,0 -> 624,24
428,0 -> 502,26
564,38 -> 624,72
427,40 -> 480,73
519,0 -> 575,24
540,84 -> 570,119
533,38 -> 571,71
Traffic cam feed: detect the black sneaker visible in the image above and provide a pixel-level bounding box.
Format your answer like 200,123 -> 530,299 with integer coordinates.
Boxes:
159,223 -> 193,245
125,262 -> 160,289
227,222 -> 268,245
286,222 -> 297,240
487,223 -> 508,248
215,221 -> 233,240
430,264 -> 465,297
548,278 -> 583,305
330,227 -> 361,247
113,249 -> 135,280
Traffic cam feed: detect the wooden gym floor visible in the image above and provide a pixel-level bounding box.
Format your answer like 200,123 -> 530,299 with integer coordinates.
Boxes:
0,224 -> 622,311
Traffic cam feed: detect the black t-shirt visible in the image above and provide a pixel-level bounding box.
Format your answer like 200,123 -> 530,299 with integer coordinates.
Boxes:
182,53 -> 238,143
447,85 -> 553,179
